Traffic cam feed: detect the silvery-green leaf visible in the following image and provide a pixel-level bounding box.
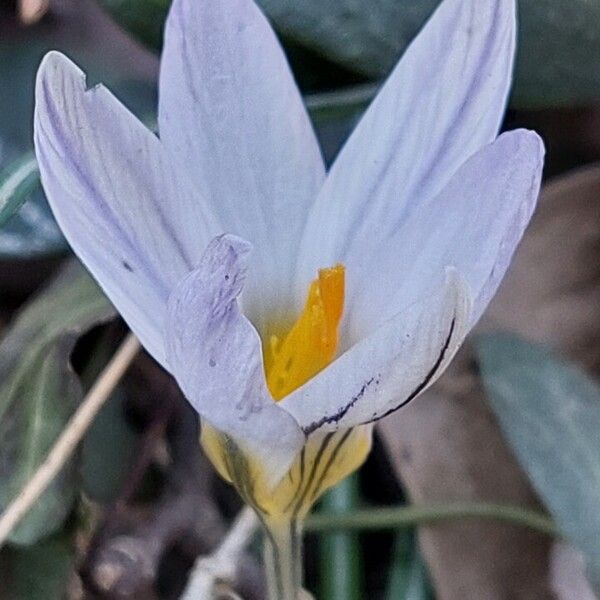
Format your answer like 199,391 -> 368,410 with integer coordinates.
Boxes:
476,333 -> 600,592
0,262 -> 115,545
259,0 -> 600,108
102,0 -> 600,108
0,154 -> 40,229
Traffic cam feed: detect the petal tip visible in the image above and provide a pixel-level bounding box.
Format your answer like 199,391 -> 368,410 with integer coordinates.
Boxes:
169,234 -> 255,325
38,50 -> 70,72
36,51 -> 84,90
512,129 -> 545,213
497,129 -> 546,178
34,51 -> 88,131
517,128 -> 545,158
205,233 -> 254,269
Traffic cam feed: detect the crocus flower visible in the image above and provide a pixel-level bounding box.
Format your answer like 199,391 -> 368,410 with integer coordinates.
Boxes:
34,0 -> 543,584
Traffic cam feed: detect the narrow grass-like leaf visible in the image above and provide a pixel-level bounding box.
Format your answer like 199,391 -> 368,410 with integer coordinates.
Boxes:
318,474 -> 363,600
386,531 -> 431,600
306,503 -> 557,537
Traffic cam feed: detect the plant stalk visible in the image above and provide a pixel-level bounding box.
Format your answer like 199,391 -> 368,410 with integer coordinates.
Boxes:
264,517 -> 303,600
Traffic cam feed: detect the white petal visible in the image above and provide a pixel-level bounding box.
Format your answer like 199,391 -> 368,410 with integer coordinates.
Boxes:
344,130 -> 544,344
165,234 -> 305,487
159,0 -> 325,329
280,270 -> 472,432
34,52 -> 218,367
296,0 -> 516,298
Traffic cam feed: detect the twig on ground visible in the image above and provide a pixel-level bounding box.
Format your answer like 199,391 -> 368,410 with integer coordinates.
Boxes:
18,0 -> 49,23
181,507 -> 259,600
81,363 -> 265,599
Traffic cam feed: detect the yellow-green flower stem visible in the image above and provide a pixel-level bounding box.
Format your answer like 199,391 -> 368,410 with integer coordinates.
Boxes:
263,517 -> 304,600
201,425 -> 373,598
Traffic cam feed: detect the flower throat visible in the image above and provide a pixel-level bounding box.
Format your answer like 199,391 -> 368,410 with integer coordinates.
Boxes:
200,263 -> 369,523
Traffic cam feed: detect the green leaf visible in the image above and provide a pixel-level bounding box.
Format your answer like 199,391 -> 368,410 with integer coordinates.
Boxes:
260,0 -> 600,108
0,262 -> 115,545
386,532 -> 431,600
100,0 -> 171,50
101,0 -> 600,108
0,533 -> 74,599
0,154 -> 40,229
514,1 -> 600,107
81,375 -> 139,504
476,333 -> 600,592
318,474 -> 363,600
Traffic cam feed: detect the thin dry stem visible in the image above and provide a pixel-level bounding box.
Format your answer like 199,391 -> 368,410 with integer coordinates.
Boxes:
18,0 -> 50,24
0,333 -> 140,547
181,506 -> 259,600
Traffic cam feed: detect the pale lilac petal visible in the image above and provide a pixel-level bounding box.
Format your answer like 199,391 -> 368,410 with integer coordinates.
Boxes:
296,0 -> 516,299
165,234 -> 305,487
159,0 -> 325,330
343,130 -> 544,346
281,270 -> 472,432
34,52 -> 218,367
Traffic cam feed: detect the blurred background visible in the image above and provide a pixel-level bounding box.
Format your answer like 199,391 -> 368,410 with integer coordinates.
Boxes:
0,0 -> 600,598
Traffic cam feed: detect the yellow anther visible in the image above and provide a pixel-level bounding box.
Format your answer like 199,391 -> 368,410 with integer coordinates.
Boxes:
265,265 -> 345,401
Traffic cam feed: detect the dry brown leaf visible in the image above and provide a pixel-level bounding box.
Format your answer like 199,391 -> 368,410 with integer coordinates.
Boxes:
483,163 -> 600,370
379,163 -> 600,599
